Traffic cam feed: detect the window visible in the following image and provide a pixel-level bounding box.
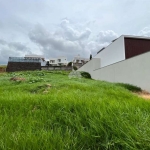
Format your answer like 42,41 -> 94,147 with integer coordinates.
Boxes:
50,60 -> 55,63
58,59 -> 61,62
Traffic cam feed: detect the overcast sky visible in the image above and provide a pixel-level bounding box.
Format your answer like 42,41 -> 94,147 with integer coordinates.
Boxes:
0,0 -> 150,64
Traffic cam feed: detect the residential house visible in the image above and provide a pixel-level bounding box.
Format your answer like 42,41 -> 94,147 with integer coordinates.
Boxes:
72,55 -> 89,68
25,55 -> 46,66
6,54 -> 45,72
78,35 -> 150,92
49,56 -> 68,66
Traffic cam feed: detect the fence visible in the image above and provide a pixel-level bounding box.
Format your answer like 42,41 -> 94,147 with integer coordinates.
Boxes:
6,62 -> 41,72
8,57 -> 41,63
41,66 -> 72,71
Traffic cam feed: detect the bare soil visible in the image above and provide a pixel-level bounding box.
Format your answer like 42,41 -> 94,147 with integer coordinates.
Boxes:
10,77 -> 26,81
134,90 -> 150,100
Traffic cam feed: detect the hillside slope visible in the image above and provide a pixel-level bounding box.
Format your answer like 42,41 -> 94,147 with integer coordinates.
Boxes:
0,71 -> 150,150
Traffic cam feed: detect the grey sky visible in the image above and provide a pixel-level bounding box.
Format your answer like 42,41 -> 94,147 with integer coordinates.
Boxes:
0,0 -> 150,64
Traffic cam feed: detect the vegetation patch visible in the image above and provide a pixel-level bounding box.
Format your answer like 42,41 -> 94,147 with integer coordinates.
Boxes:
0,70 -> 150,150
115,83 -> 142,92
29,84 -> 52,94
80,71 -> 91,79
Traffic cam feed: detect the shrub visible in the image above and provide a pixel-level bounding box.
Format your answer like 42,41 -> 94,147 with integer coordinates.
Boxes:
67,62 -> 72,67
73,66 -> 77,70
80,71 -> 91,79
116,83 -> 142,92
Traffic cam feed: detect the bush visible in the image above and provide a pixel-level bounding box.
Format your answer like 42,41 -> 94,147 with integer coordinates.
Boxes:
80,71 -> 91,79
73,66 -> 77,70
116,83 -> 142,92
67,62 -> 72,67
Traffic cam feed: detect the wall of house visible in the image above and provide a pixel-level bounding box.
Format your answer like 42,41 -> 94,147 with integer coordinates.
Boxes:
49,57 -> 68,66
92,51 -> 150,92
94,35 -> 125,67
58,57 -> 68,64
78,58 -> 100,77
125,38 -> 150,59
49,58 -> 58,65
6,62 -> 41,72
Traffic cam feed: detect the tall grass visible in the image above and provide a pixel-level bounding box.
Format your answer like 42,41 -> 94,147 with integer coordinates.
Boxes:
0,70 -> 150,149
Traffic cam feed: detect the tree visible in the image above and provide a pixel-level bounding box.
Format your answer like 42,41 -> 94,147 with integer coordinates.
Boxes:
46,61 -> 50,66
67,62 -> 72,67
90,54 -> 92,60
73,66 -> 77,70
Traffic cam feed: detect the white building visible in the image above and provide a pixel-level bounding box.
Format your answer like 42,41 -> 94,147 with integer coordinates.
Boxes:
49,56 -> 68,66
78,35 -> 150,92
25,55 -> 46,66
72,55 -> 89,68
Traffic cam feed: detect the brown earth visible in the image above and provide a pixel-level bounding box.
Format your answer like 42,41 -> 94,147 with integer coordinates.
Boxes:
134,90 -> 150,100
10,77 -> 26,81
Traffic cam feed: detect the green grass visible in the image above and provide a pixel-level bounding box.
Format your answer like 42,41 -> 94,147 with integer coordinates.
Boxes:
0,70 -> 150,150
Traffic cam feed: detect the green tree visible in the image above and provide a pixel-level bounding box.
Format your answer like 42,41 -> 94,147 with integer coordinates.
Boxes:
67,62 -> 72,66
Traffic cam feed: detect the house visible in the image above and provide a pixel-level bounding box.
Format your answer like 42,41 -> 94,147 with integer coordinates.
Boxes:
25,55 -> 46,66
49,56 -> 68,66
78,35 -> 150,92
72,55 -> 89,69
25,55 -> 45,60
6,55 -> 45,72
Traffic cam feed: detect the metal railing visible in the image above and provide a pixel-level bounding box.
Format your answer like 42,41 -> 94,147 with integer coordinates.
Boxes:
8,57 -> 41,63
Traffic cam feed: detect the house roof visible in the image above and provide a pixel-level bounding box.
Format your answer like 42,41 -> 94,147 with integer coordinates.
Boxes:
123,35 -> 150,40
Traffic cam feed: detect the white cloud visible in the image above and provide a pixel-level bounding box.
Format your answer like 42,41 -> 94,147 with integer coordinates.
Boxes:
0,39 -> 31,64
60,19 -> 91,41
29,23 -> 118,60
85,41 -> 109,54
138,27 -> 150,36
97,30 -> 118,43
1,0 -> 149,63
29,24 -> 85,60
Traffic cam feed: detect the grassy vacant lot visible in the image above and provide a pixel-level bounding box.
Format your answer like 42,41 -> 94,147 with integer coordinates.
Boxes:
0,71 -> 150,150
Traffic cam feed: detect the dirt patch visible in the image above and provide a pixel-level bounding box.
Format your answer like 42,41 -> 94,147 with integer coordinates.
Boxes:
134,90 -> 150,100
10,77 -> 26,81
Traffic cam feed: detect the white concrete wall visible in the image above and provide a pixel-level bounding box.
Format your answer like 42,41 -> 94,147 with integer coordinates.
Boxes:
58,56 -> 68,64
49,58 -> 58,65
78,58 -> 100,78
92,51 -> 150,92
50,57 -> 68,65
94,35 -> 125,67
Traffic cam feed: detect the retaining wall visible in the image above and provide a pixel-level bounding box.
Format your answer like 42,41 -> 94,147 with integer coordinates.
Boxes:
41,66 -> 72,71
